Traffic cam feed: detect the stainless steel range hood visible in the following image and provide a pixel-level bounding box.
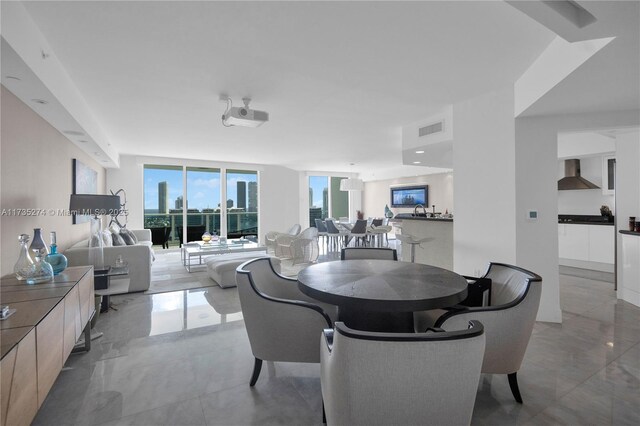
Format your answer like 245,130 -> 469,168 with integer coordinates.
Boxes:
558,159 -> 600,190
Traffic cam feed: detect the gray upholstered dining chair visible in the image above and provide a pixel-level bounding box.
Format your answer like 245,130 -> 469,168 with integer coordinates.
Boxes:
348,219 -> 368,246
314,219 -> 328,249
340,247 -> 398,261
235,257 -> 338,386
321,320 -> 485,426
325,219 -> 348,251
414,262 -> 542,403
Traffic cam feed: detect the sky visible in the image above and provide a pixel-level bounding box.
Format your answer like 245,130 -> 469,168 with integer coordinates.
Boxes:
144,167 -> 257,211
309,176 -> 328,208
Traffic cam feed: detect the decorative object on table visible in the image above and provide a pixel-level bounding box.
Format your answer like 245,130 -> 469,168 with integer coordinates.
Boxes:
600,205 -> 612,221
212,231 -> 219,242
356,210 -> 364,220
384,204 -> 393,218
636,221 -> 640,233
14,234 -> 35,280
202,231 -> 212,243
69,194 -> 121,270
0,305 -> 17,320
29,228 -> 49,260
72,159 -> 98,224
45,231 -> 68,275
27,248 -> 54,284
630,217 -> 636,232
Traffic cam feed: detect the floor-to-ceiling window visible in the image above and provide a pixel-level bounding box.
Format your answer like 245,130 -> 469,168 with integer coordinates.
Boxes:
309,175 -> 349,226
145,164 -> 258,245
144,165 -> 183,247
186,167 -> 221,241
225,169 -> 258,239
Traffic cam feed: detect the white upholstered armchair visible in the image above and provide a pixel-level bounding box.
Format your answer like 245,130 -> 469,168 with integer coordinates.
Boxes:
275,227 -> 319,264
235,257 -> 338,386
321,321 -> 485,426
416,262 -> 542,403
264,224 -> 301,254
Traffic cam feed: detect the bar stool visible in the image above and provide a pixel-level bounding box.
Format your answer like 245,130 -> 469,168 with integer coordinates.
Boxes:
396,234 -> 434,263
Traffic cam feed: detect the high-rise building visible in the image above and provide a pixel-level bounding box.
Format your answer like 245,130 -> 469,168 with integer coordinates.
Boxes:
237,181 -> 247,209
248,182 -> 258,212
322,187 -> 329,218
175,195 -> 184,210
158,181 -> 168,214
309,207 -> 322,227
227,199 -> 234,208
309,188 -> 313,207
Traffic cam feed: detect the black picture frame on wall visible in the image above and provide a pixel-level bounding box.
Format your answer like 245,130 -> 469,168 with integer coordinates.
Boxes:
72,159 -> 98,224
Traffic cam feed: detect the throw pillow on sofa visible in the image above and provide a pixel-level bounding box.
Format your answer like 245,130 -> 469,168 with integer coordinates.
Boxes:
102,230 -> 113,247
125,228 -> 139,244
111,229 -> 126,246
120,229 -> 135,245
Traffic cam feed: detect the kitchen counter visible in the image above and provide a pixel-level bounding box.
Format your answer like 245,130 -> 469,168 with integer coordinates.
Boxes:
620,230 -> 640,236
394,213 -> 453,222
558,214 -> 614,226
393,215 -> 453,269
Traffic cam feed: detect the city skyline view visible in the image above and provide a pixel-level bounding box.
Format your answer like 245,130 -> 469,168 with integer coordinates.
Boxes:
309,176 -> 328,209
144,167 -> 258,212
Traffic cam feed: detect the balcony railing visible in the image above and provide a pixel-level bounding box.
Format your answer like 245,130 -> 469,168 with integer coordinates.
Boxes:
144,212 -> 258,246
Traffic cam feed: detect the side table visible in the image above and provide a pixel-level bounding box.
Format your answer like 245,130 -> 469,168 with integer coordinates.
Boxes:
94,266 -> 130,312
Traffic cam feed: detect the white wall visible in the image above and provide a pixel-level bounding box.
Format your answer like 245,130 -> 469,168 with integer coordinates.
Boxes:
107,155 -> 300,242
615,130 -> 640,305
362,172 -> 453,219
452,87 -> 517,277
515,110 -> 640,323
1,87 -> 107,275
557,156 -> 615,215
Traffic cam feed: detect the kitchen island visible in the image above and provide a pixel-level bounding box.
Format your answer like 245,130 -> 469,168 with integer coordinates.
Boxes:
392,214 -> 453,269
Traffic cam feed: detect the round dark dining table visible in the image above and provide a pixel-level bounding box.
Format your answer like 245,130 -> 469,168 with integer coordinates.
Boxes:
297,259 -> 468,332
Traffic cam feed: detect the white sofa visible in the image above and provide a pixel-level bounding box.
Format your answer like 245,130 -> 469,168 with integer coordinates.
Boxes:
64,229 -> 154,293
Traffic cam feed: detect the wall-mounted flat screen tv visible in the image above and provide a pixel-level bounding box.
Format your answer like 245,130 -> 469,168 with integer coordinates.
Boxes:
390,185 -> 428,207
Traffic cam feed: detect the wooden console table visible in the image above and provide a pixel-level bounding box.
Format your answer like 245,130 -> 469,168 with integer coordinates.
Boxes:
0,266 -> 95,426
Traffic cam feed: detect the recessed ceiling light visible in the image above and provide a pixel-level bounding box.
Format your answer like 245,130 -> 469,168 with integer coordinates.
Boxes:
413,161 -> 421,164
5,76 -> 21,81
64,130 -> 84,136
415,150 -> 425,154
31,99 -> 48,105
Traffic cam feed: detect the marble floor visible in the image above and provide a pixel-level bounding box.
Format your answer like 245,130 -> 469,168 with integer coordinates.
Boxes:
34,250 -> 640,425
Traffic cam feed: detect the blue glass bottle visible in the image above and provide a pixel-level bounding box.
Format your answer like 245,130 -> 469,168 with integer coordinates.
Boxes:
45,231 -> 67,275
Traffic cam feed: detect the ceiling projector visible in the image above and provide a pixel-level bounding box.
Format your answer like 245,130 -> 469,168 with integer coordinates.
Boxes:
221,97 -> 269,128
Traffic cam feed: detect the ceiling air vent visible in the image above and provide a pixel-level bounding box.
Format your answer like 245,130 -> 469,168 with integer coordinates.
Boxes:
418,121 -> 444,137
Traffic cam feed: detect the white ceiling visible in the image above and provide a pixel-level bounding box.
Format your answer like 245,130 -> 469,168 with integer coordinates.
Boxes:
519,0 -> 640,117
16,0 -> 555,177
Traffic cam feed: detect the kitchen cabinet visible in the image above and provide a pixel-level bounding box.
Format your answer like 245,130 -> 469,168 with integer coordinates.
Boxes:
558,224 -> 614,267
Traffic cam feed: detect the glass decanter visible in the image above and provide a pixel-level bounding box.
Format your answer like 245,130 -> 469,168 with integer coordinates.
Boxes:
14,234 -> 35,280
27,248 -> 54,284
202,231 -> 212,243
45,231 -> 68,275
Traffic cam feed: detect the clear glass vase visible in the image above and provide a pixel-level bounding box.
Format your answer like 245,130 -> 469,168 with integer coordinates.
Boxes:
45,231 -> 68,275
27,248 -> 54,284
14,234 -> 35,280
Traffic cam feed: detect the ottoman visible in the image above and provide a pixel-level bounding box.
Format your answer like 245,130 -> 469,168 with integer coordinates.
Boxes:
205,252 -> 281,288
